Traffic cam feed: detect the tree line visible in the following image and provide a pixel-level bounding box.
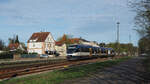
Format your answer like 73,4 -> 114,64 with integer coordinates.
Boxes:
130,0 -> 150,54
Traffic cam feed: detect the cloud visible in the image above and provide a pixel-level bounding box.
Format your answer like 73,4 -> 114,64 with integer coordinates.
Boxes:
0,0 -> 126,25
0,0 -> 138,45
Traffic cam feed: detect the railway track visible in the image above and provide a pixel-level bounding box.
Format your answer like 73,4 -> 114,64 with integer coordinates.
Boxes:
0,57 -> 119,80
0,60 -> 67,74
0,59 -> 66,69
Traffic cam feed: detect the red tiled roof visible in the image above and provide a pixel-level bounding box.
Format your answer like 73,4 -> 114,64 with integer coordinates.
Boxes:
8,43 -> 19,50
69,38 -> 80,44
55,38 -> 80,46
55,41 -> 63,46
28,32 -> 50,42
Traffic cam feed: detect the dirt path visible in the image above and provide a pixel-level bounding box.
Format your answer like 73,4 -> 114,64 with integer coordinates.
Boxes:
62,57 -> 150,84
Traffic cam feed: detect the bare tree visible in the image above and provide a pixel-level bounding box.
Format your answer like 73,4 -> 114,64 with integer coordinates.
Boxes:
130,0 -> 150,54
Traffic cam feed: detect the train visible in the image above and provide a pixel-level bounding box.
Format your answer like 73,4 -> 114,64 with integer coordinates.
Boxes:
67,44 -> 115,60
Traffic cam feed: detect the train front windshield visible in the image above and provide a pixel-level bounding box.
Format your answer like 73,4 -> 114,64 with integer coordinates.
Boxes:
67,46 -> 79,54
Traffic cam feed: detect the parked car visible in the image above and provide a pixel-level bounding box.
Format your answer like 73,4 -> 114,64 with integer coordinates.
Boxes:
140,53 -> 147,56
54,51 -> 60,57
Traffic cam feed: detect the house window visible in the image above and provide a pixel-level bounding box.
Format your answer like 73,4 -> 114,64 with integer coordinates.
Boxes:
33,44 -> 35,47
47,44 -> 49,48
49,38 -> 51,41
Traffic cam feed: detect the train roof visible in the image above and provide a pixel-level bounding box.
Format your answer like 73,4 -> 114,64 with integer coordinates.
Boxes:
68,44 -> 96,48
106,48 -> 114,50
68,44 -> 114,50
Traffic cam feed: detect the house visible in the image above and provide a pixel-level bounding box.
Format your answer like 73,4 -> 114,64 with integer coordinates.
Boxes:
81,40 -> 99,47
69,38 -> 99,47
8,43 -> 25,51
54,34 -> 99,56
27,32 -> 55,55
55,41 -> 67,56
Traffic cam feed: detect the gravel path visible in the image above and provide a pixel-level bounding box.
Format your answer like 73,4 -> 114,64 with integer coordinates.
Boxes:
62,57 -> 150,84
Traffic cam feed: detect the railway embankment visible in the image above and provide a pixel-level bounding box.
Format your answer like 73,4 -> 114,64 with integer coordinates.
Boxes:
0,56 -> 132,84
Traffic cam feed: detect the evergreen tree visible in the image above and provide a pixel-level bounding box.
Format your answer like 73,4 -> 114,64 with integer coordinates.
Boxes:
8,35 -> 20,44
15,35 -> 20,43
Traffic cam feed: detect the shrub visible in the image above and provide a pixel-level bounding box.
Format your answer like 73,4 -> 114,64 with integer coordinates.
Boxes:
28,52 -> 38,54
0,52 -> 13,59
15,49 -> 28,54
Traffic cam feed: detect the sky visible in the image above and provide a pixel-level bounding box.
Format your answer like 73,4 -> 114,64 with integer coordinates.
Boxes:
0,0 -> 139,46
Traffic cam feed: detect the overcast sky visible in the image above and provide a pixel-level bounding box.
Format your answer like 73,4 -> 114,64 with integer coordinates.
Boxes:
0,0 -> 138,46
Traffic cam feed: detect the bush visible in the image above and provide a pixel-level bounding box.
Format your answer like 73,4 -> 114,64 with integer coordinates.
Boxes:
15,49 -> 28,54
0,52 -> 13,59
28,52 -> 38,54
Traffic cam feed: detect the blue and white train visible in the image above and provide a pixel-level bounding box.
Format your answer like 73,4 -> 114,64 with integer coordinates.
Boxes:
67,44 -> 115,60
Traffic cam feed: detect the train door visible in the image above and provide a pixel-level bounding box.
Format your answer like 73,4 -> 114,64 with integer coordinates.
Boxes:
108,50 -> 111,55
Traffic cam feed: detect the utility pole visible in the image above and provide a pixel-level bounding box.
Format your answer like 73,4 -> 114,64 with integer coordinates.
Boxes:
129,34 -> 131,43
117,22 -> 120,43
117,22 -> 120,56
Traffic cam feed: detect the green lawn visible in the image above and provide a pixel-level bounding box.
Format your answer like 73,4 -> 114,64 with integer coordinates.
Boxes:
1,56 -> 132,84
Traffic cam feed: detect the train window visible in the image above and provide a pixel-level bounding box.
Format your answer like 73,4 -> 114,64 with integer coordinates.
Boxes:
85,48 -> 89,52
83,47 -> 88,52
67,48 -> 79,53
80,47 -> 88,52
79,48 -> 82,52
80,48 -> 83,52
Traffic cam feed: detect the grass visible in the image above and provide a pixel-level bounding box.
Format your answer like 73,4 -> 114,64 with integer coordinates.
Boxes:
0,56 -> 132,84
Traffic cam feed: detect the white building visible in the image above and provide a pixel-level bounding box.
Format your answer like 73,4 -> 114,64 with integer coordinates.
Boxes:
0,50 -> 4,53
79,39 -> 99,47
70,38 -> 99,47
8,43 -> 25,51
55,43 -> 67,56
27,32 -> 55,54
